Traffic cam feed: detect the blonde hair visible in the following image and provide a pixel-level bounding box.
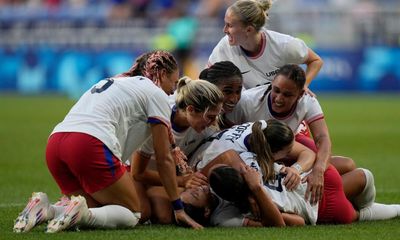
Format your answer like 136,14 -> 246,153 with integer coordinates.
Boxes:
229,0 -> 272,31
249,119 -> 294,182
175,77 -> 224,113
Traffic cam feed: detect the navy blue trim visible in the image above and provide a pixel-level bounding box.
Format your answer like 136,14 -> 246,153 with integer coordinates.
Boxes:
244,134 -> 252,152
103,144 -> 116,177
170,105 -> 187,132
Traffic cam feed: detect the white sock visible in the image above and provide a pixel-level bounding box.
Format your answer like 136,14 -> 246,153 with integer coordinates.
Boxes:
81,205 -> 140,229
359,203 -> 399,221
46,205 -> 67,220
353,168 -> 376,210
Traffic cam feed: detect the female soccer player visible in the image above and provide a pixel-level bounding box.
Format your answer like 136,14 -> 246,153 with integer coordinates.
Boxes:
208,0 -> 323,94
13,50 -> 202,233
194,120 -> 400,226
199,61 -> 243,115
223,64 -> 357,203
130,77 -> 223,223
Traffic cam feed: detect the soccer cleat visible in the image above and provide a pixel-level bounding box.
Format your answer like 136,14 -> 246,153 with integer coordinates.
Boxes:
13,192 -> 50,233
46,195 -> 89,233
54,195 -> 70,207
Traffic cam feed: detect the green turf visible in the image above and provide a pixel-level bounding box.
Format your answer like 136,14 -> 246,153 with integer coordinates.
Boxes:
1,93 -> 400,239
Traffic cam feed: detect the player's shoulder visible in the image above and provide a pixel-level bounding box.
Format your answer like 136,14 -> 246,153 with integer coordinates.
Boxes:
300,93 -> 320,105
242,84 -> 271,98
265,29 -> 295,43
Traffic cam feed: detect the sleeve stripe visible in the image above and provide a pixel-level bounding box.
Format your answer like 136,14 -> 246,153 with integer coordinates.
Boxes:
306,114 -> 324,125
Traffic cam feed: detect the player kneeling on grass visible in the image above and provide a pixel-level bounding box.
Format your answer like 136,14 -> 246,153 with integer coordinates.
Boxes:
13,50 -> 202,233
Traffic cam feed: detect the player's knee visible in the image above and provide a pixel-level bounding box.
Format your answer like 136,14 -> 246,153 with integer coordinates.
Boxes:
343,157 -> 357,172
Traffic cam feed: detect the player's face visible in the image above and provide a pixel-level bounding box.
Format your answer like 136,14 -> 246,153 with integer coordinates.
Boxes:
217,77 -> 243,113
223,9 -> 248,46
187,104 -> 222,133
270,75 -> 303,114
181,185 -> 210,208
160,69 -> 179,95
272,140 -> 294,161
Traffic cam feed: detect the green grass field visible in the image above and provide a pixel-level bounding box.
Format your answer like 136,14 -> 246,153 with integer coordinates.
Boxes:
1,94 -> 400,240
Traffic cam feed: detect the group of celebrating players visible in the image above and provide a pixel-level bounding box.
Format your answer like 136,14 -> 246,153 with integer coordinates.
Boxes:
13,0 -> 400,233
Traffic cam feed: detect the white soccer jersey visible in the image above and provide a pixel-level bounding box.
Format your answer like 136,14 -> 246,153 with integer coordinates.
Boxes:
239,152 -> 318,225
209,152 -> 318,226
225,85 -> 324,133
210,195 -> 246,227
208,28 -> 309,89
196,121 -> 266,170
52,76 -> 171,162
138,105 -> 219,160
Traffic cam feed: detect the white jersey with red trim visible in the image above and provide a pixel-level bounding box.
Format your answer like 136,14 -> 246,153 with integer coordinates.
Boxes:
225,85 -> 324,133
239,152 -> 318,225
52,76 -> 171,162
208,28 -> 308,89
209,151 -> 318,226
196,121 -> 266,170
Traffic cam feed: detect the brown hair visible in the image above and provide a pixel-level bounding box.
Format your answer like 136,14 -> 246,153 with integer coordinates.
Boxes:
115,50 -> 178,86
249,119 -> 294,182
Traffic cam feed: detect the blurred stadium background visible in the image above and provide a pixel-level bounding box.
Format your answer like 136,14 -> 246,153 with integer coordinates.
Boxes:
0,0 -> 399,98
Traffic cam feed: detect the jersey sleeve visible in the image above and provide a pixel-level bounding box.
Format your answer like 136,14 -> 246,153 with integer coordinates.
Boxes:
208,37 -> 229,66
303,96 -> 324,125
138,136 -> 154,156
283,37 -> 309,64
146,89 -> 171,127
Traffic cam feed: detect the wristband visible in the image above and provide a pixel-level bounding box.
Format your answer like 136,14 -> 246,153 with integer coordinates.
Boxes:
291,163 -> 303,174
171,198 -> 184,211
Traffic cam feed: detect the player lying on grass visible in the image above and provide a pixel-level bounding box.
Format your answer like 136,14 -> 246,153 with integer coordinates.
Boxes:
188,120 -> 400,226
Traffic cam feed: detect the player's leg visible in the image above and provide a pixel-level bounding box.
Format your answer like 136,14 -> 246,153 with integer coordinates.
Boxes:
13,133 -> 76,233
358,203 -> 400,221
317,165 -> 357,224
330,156 -> 356,175
342,168 -> 375,210
46,133 -> 140,232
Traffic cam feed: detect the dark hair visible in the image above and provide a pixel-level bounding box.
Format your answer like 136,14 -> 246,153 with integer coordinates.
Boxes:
249,119 -> 294,182
183,202 -> 208,226
275,64 -> 306,90
199,61 -> 242,86
115,50 -> 178,84
209,166 -> 250,212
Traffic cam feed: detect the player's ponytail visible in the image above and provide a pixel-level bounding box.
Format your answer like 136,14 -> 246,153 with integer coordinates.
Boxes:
249,121 -> 275,182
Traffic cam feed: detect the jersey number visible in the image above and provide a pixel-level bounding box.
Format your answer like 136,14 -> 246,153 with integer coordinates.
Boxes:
264,173 -> 285,192
91,78 -> 114,94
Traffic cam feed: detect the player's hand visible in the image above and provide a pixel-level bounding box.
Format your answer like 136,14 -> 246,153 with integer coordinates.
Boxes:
304,87 -> 316,97
304,165 -> 324,205
174,209 -> 203,229
185,172 -> 208,189
241,165 -> 262,191
281,166 -> 301,191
